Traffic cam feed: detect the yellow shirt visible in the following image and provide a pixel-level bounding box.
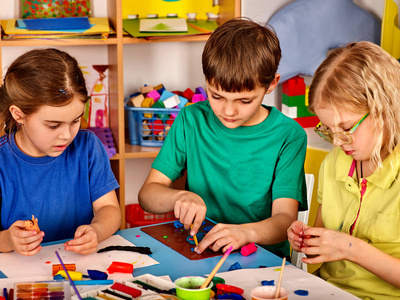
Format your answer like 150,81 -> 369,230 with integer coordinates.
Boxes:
318,146 -> 400,300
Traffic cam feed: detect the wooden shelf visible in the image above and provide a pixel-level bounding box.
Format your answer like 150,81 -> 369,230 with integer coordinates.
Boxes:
0,37 -> 118,46
122,34 -> 210,44
125,144 -> 160,159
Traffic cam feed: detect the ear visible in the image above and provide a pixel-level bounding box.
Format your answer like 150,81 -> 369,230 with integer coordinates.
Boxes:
266,73 -> 281,94
9,105 -> 26,124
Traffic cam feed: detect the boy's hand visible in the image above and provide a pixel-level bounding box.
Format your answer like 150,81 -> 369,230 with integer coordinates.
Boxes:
287,220 -> 309,252
174,191 -> 207,236
6,220 -> 43,256
194,223 -> 248,254
64,225 -> 99,255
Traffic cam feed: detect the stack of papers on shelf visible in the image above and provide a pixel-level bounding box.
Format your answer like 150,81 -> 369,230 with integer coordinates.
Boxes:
123,18 -> 218,39
139,18 -> 188,33
1,17 -> 113,40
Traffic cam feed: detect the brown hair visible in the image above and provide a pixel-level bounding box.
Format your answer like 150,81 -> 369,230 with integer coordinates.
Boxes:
309,41 -> 400,168
0,48 -> 88,134
202,18 -> 281,92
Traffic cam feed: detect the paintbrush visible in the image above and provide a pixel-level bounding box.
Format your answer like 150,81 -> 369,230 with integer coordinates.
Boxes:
275,257 -> 286,298
55,251 -> 82,300
199,246 -> 233,289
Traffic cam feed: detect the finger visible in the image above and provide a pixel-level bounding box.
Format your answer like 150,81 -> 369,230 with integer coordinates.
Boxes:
303,227 -> 323,237
191,212 -> 206,236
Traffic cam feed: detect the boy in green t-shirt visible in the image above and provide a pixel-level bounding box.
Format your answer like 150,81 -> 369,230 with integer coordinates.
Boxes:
139,18 -> 307,258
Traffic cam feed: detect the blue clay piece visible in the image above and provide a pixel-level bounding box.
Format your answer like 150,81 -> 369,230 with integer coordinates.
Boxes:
53,274 -> 64,280
203,225 -> 213,232
294,289 -> 309,296
228,262 -> 242,271
261,280 -> 275,286
174,220 -> 183,228
88,269 -> 108,280
186,232 -> 206,244
201,220 -> 206,225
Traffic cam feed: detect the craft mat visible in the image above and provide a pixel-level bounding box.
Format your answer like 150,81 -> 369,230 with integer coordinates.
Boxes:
141,219 -> 228,260
0,235 -> 158,279
216,265 -> 359,300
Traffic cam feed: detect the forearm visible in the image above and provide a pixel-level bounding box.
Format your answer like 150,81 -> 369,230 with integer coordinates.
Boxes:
138,182 -> 185,213
0,230 -> 12,253
90,205 -> 122,242
348,237 -> 400,288
245,211 -> 296,245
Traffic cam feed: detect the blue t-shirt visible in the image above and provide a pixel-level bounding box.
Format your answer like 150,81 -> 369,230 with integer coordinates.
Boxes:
0,130 -> 119,243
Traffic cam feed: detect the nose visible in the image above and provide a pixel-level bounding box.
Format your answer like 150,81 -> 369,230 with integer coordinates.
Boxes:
332,135 -> 345,147
58,126 -> 72,140
223,101 -> 237,116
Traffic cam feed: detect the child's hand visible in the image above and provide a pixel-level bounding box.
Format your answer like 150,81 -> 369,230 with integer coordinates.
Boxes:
299,227 -> 354,264
174,191 -> 207,236
64,225 -> 99,255
194,223 -> 248,254
287,220 -> 309,252
6,221 -> 43,256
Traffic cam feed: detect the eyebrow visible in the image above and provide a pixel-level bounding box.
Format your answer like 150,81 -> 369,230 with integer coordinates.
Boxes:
44,112 -> 84,123
208,88 -> 255,100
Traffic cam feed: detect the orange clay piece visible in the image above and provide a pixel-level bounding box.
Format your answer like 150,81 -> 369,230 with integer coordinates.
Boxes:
24,215 -> 40,233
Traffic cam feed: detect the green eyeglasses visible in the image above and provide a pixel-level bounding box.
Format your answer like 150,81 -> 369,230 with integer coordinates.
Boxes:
314,113 -> 369,144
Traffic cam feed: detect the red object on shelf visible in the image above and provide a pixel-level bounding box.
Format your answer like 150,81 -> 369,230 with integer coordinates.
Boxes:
294,115 -> 319,128
125,204 -> 177,228
282,76 -> 306,97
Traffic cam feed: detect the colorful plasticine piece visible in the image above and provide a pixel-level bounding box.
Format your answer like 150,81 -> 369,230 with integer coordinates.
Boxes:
24,215 -> 40,233
240,242 -> 257,256
107,261 -> 134,274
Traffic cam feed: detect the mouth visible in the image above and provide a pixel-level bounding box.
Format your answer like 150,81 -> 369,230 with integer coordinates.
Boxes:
54,144 -> 68,151
344,150 -> 354,156
223,118 -> 237,123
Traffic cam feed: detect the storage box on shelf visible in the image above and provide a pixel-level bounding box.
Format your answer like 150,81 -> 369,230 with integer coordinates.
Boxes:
125,203 -> 176,228
125,106 -> 180,146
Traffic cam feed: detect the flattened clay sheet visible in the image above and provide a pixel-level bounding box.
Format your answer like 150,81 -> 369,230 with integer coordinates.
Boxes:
141,219 -> 223,260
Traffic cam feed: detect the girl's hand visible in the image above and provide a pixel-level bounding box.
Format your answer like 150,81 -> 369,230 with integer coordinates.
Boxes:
300,227 -> 354,264
174,191 -> 207,236
287,220 -> 309,252
64,225 -> 99,255
194,223 -> 249,254
6,221 -> 43,256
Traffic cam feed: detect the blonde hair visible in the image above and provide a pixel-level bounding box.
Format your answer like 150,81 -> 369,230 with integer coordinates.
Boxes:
308,41 -> 400,169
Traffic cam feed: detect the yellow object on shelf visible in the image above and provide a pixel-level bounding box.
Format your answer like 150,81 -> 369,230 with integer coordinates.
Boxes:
381,0 -> 400,59
121,0 -> 219,20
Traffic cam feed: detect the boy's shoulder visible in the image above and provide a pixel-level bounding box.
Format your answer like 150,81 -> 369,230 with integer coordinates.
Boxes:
268,106 -> 307,134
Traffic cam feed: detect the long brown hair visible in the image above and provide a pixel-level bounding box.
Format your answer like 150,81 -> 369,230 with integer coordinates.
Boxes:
0,48 -> 88,134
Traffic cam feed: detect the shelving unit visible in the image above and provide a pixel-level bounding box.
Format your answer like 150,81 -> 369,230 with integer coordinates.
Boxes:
0,0 -> 240,229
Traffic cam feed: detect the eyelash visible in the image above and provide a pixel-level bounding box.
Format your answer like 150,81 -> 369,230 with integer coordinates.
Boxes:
211,95 -> 252,104
48,119 -> 80,130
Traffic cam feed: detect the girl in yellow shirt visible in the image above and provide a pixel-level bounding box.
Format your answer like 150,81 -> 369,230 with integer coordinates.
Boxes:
288,41 -> 400,299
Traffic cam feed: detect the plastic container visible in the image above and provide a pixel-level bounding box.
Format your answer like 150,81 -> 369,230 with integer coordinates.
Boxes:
125,204 -> 176,228
125,104 -> 180,146
174,276 -> 213,300
251,286 -> 289,300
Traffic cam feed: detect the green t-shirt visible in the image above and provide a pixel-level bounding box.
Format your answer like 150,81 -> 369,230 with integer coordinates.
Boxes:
152,101 -> 307,256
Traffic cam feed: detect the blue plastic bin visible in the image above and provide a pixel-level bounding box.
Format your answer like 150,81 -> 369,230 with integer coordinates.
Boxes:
125,104 -> 181,147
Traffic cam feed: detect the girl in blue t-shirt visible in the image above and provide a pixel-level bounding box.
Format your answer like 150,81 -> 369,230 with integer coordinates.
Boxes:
0,48 -> 121,256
